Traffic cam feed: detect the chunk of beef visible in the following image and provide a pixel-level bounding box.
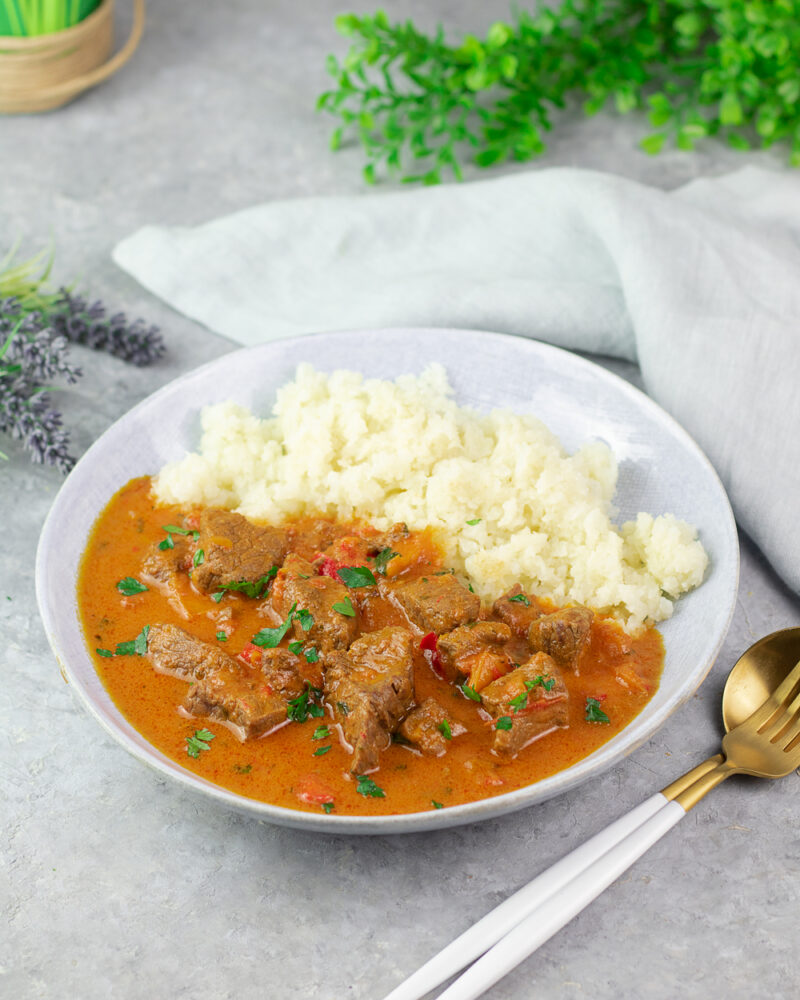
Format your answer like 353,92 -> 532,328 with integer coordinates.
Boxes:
527,607 -> 593,673
315,534 -> 378,578
147,623 -> 235,681
270,553 -> 359,652
142,535 -> 192,584
192,508 -> 288,595
480,652 -> 568,757
325,626 -> 414,774
184,648 -> 304,739
382,573 -> 480,635
398,697 -> 466,756
492,584 -> 546,637
438,621 -> 514,689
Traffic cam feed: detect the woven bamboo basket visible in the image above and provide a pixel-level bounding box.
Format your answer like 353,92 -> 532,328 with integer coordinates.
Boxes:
0,0 -> 144,113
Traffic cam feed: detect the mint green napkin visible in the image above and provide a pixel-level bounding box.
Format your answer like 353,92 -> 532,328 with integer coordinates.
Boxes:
113,166 -> 800,598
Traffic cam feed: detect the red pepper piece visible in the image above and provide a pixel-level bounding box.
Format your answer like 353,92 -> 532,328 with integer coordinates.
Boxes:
420,632 -> 445,678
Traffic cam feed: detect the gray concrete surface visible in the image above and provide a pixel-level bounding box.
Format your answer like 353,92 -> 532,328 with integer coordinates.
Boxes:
2,2 -> 799,998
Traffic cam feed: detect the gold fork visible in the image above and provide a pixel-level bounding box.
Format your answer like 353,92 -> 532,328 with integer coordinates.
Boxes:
385,655 -> 800,1000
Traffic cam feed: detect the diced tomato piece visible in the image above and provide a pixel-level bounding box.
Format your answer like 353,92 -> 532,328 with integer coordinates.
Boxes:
295,773 -> 336,806
238,642 -> 262,666
317,556 -> 340,579
419,632 -> 445,678
420,632 -> 437,652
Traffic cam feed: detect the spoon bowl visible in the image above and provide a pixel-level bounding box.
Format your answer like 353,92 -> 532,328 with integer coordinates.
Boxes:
721,627 -> 800,731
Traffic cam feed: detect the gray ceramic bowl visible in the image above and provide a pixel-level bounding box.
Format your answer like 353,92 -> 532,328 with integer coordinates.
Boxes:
36,329 -> 739,833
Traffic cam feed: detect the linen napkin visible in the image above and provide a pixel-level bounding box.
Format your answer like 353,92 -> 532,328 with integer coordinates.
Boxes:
113,166 -> 800,599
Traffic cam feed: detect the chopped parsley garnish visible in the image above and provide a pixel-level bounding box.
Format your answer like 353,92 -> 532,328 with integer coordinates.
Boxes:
252,602 -> 297,648
467,583 -> 475,593
371,548 -> 399,575
159,524 -> 199,550
466,518 -> 481,526
296,607 -> 314,631
95,648 -> 113,658
337,566 -> 377,588
432,801 -> 444,809
212,567 -> 278,601
322,801 -> 335,813
332,596 -> 356,617
313,746 -> 332,757
193,549 -> 205,568
336,701 -> 350,716
525,675 -> 556,692
437,719 -> 453,740
216,631 -> 228,642
509,593 -> 531,606
287,683 -> 325,723
116,577 -> 148,596
288,641 -> 303,655
585,697 -> 610,724
304,647 -> 319,664
356,775 -> 386,798
186,728 -> 215,758
459,683 -> 481,702
234,763 -> 252,774
312,726 -> 331,740
114,625 -> 150,656
495,716 -> 513,731
509,691 -> 528,713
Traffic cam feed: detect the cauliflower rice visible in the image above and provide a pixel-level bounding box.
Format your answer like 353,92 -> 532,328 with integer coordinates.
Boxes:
154,364 -> 708,631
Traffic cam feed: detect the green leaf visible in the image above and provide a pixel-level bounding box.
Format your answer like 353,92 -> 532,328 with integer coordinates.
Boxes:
95,648 -> 113,658
495,716 -> 513,731
158,534 -> 174,551
432,800 -> 444,809
322,801 -> 335,813
356,775 -> 386,798
486,22 -> 512,49
332,596 -> 356,617
313,746 -> 332,757
459,683 -> 481,702
508,593 -> 530,606
466,517 -> 481,526
674,11 -> 704,37
337,566 -> 377,588
216,631 -> 228,642
474,147 -> 506,168
304,647 -> 320,664
585,697 -> 610,724
288,641 -> 303,655
437,719 -> 453,740
312,726 -> 331,740
213,569 -> 278,600
719,91 -> 743,126
116,577 -> 148,596
193,549 -> 205,568
115,625 -> 149,657
186,728 -> 215,758
296,607 -> 314,631
363,163 -> 377,185
640,133 -> 666,155
252,602 -> 297,648
371,548 -> 399,575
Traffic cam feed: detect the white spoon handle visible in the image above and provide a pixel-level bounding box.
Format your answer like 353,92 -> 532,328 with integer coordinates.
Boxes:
436,800 -> 686,1000
381,792 -> 668,1000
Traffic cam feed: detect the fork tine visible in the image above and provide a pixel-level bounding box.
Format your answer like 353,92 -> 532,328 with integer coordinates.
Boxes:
743,659 -> 800,732
761,686 -> 800,745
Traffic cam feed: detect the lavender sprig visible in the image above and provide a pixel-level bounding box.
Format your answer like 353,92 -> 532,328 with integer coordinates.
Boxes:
50,290 -> 165,367
1,288 -> 164,473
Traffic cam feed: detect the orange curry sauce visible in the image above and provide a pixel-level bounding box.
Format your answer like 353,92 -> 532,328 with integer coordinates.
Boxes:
77,477 -> 663,817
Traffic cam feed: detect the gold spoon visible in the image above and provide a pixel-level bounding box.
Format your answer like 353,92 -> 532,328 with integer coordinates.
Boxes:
662,625 -> 800,807
384,627 -> 800,1000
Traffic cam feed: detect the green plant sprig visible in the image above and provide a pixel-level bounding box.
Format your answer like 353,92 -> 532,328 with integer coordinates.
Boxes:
318,2 -> 800,185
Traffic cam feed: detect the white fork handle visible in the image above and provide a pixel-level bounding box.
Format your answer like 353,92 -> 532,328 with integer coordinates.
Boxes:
436,800 -> 686,1000
382,792 -> 669,1000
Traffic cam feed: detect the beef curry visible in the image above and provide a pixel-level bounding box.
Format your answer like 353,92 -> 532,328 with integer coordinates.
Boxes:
78,477 -> 664,816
